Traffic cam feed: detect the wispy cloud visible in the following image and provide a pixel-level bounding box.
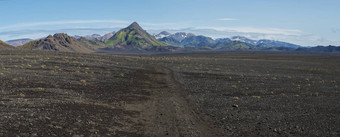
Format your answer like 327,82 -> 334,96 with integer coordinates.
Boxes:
196,26 -> 303,36
0,20 -> 130,30
217,18 -> 238,21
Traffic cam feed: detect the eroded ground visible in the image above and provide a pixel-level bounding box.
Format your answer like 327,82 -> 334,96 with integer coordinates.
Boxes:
1,50 -> 339,136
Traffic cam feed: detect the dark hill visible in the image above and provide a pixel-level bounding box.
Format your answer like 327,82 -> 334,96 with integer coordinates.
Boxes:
19,33 -> 105,53
296,45 -> 340,53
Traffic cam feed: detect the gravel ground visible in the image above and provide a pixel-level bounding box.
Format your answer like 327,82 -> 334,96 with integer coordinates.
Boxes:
1,50 -> 339,136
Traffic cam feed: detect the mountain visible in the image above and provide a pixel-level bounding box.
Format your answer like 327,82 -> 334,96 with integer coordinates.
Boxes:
6,38 -> 33,46
158,36 -> 182,47
104,22 -> 166,48
155,30 -> 303,51
100,32 -> 115,40
75,32 -> 115,41
256,39 -> 300,48
155,31 -> 171,39
156,32 -> 196,42
85,34 -> 102,40
170,32 -> 196,42
214,41 -> 253,51
254,43 -> 274,48
228,37 -> 300,49
19,33 -> 105,53
157,32 -> 196,46
158,33 -> 215,48
215,38 -> 232,43
296,45 -> 340,53
0,40 -> 15,49
231,36 -> 257,45
181,35 -> 216,48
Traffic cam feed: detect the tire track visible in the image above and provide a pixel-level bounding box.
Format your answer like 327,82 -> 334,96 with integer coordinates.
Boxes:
125,65 -> 222,136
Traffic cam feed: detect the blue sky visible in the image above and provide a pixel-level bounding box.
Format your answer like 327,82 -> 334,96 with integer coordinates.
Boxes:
0,0 -> 339,46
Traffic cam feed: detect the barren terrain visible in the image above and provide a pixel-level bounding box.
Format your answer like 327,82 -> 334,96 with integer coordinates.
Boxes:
1,50 -> 339,136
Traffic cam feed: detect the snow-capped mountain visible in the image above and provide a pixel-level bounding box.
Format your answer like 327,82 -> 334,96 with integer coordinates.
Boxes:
256,39 -> 300,48
154,31 -> 171,39
230,36 -> 257,45
171,32 -> 196,42
155,32 -> 195,42
73,32 -> 115,41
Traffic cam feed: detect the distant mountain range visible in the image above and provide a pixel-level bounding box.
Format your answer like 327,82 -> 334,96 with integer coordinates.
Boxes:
230,36 -> 257,45
17,22 -> 178,53
296,45 -> 340,52
74,32 -> 115,41
6,38 -> 32,46
156,32 -> 301,50
155,31 -> 195,42
1,22 -> 339,53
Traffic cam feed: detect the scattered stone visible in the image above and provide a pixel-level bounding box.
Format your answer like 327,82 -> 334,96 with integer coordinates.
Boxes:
232,104 -> 239,108
232,97 -> 240,100
252,96 -> 261,99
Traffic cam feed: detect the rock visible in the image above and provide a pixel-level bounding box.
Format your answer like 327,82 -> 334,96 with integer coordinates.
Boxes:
232,97 -> 240,100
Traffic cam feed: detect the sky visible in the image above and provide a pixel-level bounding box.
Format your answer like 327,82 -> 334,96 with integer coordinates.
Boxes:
0,0 -> 339,46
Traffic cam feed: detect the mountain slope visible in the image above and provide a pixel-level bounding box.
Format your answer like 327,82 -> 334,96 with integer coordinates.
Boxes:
104,22 -> 166,48
256,39 -> 300,48
6,38 -> 32,46
79,32 -> 115,41
155,31 -> 171,39
296,45 -> 340,52
158,37 -> 182,47
19,33 -> 104,53
100,32 -> 115,40
170,32 -> 196,42
85,34 -> 102,40
0,40 -> 15,49
181,35 -> 215,47
215,38 -> 232,43
214,41 -> 253,50
231,36 -> 257,45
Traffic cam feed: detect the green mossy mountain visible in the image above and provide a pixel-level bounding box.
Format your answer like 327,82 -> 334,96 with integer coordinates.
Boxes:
104,22 -> 166,48
0,40 -> 14,49
19,33 -> 105,53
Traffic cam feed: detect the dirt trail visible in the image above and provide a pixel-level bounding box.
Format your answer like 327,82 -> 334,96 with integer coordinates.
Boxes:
125,65 -> 222,137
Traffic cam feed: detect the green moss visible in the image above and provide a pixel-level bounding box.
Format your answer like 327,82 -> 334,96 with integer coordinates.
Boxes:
19,41 -> 38,49
104,22 -> 166,48
0,40 -> 14,48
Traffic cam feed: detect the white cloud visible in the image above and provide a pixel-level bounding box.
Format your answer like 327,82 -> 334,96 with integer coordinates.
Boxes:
217,18 -> 238,21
